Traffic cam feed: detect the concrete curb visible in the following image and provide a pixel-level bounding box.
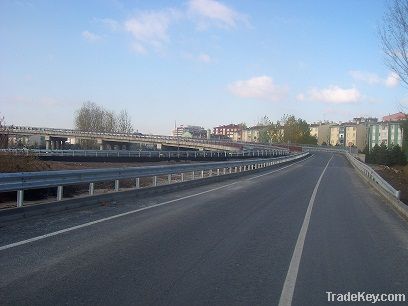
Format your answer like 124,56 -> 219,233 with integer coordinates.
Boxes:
348,158 -> 408,222
0,154 -> 310,223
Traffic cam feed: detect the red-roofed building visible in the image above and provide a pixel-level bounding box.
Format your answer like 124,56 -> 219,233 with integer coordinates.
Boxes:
383,112 -> 407,122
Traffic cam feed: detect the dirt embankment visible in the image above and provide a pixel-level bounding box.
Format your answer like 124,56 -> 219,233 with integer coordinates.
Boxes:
371,164 -> 408,205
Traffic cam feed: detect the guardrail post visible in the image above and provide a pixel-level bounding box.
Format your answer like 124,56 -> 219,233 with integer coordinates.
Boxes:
181,173 -> 185,182
217,169 -> 220,176
89,183 -> 95,195
192,171 -> 195,180
153,176 -> 157,187
201,170 -> 204,178
135,178 -> 140,189
17,190 -> 24,207
57,186 -> 63,201
223,168 -> 226,175
168,174 -> 172,184
114,180 -> 120,191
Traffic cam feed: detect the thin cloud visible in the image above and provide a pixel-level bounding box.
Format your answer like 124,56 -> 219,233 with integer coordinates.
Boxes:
124,9 -> 181,54
349,70 -> 400,88
82,30 -> 101,43
299,85 -> 361,104
99,18 -> 120,31
385,72 -> 400,88
188,0 -> 248,29
197,53 -> 212,63
120,2 -> 248,54
228,76 -> 288,101
349,70 -> 381,85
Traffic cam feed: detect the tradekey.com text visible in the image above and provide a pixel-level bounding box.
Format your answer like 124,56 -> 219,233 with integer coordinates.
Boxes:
326,291 -> 406,303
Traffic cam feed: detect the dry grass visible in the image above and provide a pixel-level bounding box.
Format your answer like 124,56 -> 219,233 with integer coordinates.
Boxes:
0,153 -> 51,173
372,164 -> 408,204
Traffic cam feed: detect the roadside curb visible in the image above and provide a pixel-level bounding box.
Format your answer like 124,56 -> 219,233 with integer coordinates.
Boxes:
0,154 -> 310,223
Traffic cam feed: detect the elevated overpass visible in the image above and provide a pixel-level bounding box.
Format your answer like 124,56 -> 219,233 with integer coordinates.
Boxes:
0,125 -> 287,152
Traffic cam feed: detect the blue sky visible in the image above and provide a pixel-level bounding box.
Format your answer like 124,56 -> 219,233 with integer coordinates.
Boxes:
1,0 -> 407,135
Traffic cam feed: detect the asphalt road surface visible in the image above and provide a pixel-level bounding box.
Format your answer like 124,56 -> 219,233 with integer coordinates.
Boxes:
1,152 -> 408,305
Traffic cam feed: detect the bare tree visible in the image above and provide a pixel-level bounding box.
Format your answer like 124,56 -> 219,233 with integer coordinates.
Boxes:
380,0 -> 408,88
74,102 -> 134,134
75,101 -> 119,133
117,110 -> 133,133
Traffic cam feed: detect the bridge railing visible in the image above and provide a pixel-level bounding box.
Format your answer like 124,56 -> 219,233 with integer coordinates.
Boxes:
0,126 -> 288,151
0,152 -> 309,208
0,148 -> 287,158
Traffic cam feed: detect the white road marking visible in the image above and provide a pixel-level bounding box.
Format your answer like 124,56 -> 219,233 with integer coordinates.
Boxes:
0,154 -> 312,252
278,154 -> 334,306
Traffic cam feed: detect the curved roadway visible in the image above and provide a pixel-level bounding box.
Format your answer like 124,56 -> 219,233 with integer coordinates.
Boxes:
1,152 -> 408,305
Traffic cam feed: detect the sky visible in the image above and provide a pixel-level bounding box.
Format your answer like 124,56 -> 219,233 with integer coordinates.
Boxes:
1,0 -> 407,135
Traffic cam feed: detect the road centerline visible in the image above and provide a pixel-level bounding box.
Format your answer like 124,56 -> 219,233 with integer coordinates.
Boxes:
278,154 -> 334,306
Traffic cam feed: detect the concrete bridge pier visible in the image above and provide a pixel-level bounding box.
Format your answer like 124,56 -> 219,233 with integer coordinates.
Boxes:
97,139 -> 105,150
45,136 -> 67,150
97,139 -> 130,150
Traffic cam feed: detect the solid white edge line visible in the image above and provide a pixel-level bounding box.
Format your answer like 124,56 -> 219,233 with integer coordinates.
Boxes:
278,154 -> 334,306
0,153 -> 313,252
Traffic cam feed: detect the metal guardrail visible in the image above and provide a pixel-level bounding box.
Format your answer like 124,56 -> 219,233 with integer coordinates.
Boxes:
345,153 -> 401,199
301,146 -> 358,154
0,148 -> 287,159
0,152 -> 309,208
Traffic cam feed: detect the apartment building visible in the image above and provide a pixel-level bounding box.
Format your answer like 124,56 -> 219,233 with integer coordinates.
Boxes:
329,126 -> 340,146
213,124 -> 242,139
346,124 -> 367,151
368,121 -> 404,150
244,126 -> 263,142
330,123 -> 367,151
173,125 -> 207,139
309,123 -> 330,145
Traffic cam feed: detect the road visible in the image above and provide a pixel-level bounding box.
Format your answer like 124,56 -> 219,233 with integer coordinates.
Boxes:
1,152 -> 408,305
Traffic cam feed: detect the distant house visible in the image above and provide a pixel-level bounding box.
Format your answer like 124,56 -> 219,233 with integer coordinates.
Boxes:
213,124 -> 242,139
173,125 -> 207,139
233,126 -> 264,142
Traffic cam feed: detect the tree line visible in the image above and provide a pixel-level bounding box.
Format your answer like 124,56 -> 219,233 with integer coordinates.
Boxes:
256,114 -> 317,145
364,143 -> 407,166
